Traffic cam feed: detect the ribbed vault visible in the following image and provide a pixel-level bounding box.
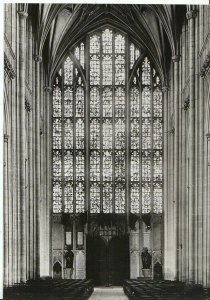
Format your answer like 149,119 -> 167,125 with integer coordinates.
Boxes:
28,4 -> 186,88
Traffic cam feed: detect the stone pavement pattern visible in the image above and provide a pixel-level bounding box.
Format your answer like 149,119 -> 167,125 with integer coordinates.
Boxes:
89,287 -> 128,300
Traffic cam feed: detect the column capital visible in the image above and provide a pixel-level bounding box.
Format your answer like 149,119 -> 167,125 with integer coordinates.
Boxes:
34,55 -> 42,63
172,55 -> 180,63
18,11 -> 28,19
44,86 -> 52,93
4,134 -> 9,143
162,86 -> 169,93
186,10 -> 197,20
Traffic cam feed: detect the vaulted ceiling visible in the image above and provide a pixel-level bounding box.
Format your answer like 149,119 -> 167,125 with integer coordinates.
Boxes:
28,4 -> 187,86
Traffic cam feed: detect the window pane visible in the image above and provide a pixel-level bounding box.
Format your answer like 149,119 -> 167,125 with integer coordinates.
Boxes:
115,183 -> 125,213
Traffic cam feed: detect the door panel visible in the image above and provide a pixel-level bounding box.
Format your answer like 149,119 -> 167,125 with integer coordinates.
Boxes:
86,235 -> 130,286
108,236 -> 130,285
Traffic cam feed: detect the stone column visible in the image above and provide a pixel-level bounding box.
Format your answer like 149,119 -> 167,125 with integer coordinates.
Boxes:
18,10 -> 28,282
162,86 -> 169,279
198,6 -> 204,285
186,8 -> 197,281
172,55 -> 180,280
4,134 -> 9,285
34,54 -> 42,278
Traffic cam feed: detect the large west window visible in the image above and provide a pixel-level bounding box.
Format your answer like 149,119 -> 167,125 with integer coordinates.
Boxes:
52,27 -> 163,215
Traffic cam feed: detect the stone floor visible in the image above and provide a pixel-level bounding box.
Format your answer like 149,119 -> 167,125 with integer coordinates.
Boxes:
89,287 -> 128,300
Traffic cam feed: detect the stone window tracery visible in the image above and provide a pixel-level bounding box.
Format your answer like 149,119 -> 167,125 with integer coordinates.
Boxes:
52,27 -> 163,215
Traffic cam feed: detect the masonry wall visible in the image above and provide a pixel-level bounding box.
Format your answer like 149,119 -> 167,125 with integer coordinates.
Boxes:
4,4 -> 51,285
164,5 -> 210,287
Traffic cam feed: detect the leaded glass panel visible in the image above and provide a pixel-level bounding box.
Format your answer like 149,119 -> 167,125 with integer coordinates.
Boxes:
90,34 -> 100,54
103,182 -> 113,213
102,29 -> 112,54
142,87 -> 151,117
131,150 -> 140,181
75,151 -> 84,181
153,87 -> 162,117
90,150 -> 100,181
153,182 -> 162,213
130,183 -> 140,213
64,86 -> 73,117
53,181 -> 62,213
64,181 -> 73,213
53,150 -> 62,178
142,182 -> 151,213
64,118 -> 73,149
142,118 -> 151,149
75,119 -> 84,149
131,87 -> 140,117
153,118 -> 163,149
53,86 -> 61,117
115,54 -> 125,85
75,86 -> 84,117
142,57 -> 151,85
115,183 -> 125,213
142,150 -> 151,181
90,54 -> 100,85
103,88 -> 112,117
90,118 -> 100,149
90,182 -> 100,213
53,118 -> 62,149
64,57 -> 73,85
102,55 -> 112,85
115,150 -> 125,181
90,87 -> 100,117
115,34 -> 125,53
115,87 -> 125,117
115,119 -> 125,149
64,150 -> 73,181
131,119 -> 140,149
153,150 -> 163,181
75,182 -> 85,213
103,150 -> 112,181
103,119 -> 112,149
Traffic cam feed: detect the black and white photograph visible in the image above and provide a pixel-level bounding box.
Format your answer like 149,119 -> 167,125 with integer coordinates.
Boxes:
2,1 -> 210,299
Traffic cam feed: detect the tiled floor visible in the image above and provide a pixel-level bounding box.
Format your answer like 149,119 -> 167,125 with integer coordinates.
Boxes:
89,287 -> 128,300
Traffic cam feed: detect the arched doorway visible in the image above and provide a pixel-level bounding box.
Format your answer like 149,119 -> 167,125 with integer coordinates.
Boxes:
86,235 -> 130,286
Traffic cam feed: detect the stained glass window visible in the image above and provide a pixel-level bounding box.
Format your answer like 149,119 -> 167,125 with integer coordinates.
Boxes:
52,28 -> 163,216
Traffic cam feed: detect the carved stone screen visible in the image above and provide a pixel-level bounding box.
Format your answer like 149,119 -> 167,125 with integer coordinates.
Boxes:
52,28 -> 163,215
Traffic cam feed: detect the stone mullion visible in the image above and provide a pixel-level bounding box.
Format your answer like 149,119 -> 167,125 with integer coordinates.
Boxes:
172,54 -> 180,281
125,35 -> 130,219
61,65 -> 65,213
34,54 -> 42,278
198,6 -> 204,285
139,67 -> 142,216
73,63 -> 76,214
100,33 -> 103,212
186,7 -> 196,281
85,38 -> 90,213
151,66 -> 155,279
112,31 -> 115,213
18,10 -> 28,282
